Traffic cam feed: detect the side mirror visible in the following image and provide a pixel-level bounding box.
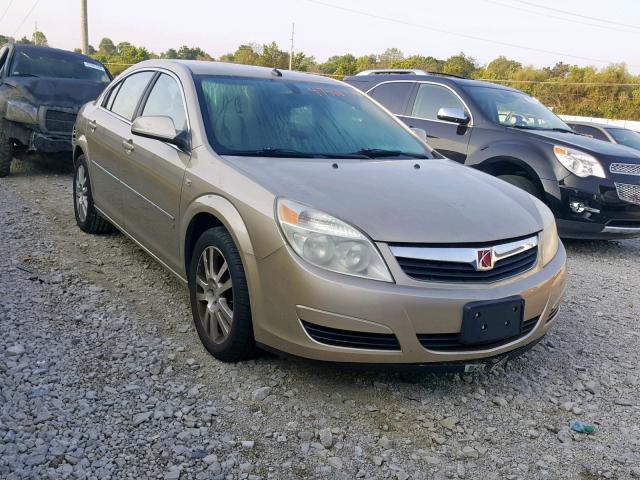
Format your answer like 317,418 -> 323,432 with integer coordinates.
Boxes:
131,115 -> 189,151
410,127 -> 428,142
437,107 -> 470,125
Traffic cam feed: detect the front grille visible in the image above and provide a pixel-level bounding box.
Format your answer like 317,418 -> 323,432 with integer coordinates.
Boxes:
45,109 -> 77,134
301,321 -> 400,351
418,316 -> 539,352
610,163 -> 640,176
615,183 -> 640,206
395,247 -> 538,283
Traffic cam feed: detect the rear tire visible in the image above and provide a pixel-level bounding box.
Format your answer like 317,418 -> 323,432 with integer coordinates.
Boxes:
73,155 -> 114,234
497,174 -> 541,199
0,134 -> 13,178
188,227 -> 257,362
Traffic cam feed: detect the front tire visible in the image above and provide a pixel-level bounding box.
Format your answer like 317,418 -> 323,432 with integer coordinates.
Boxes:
497,174 -> 541,199
189,227 -> 257,362
73,155 -> 113,234
0,134 -> 13,178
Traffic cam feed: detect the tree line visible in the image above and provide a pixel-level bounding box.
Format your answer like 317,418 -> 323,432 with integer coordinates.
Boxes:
3,32 -> 639,120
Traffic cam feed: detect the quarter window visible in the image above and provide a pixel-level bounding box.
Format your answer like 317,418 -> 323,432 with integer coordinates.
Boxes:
369,82 -> 413,115
412,83 -> 466,121
109,71 -> 154,121
142,74 -> 187,132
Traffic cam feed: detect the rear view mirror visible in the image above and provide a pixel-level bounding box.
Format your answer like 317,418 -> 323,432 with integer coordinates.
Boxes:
410,127 -> 428,142
131,115 -> 189,150
437,107 -> 470,125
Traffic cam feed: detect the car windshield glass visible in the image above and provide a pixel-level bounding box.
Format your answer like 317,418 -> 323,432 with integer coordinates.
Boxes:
10,49 -> 110,82
195,75 -> 432,158
464,86 -> 569,131
607,128 -> 640,150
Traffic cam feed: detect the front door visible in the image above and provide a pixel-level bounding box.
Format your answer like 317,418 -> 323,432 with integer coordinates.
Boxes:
400,82 -> 472,163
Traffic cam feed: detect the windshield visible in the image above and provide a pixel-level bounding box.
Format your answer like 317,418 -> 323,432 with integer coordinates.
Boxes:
465,86 -> 570,131
195,75 -> 431,158
607,128 -> 640,150
10,49 -> 110,82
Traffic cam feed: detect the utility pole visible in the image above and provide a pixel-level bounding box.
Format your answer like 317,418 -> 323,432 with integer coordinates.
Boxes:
80,0 -> 89,54
288,23 -> 295,70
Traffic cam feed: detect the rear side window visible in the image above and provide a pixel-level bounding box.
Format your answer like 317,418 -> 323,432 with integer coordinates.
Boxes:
141,74 -> 187,132
572,125 -> 609,142
412,83 -> 466,121
109,71 -> 155,121
369,82 -> 413,115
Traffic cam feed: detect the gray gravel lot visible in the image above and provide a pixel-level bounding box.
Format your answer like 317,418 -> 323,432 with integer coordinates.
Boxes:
1,156 -> 639,480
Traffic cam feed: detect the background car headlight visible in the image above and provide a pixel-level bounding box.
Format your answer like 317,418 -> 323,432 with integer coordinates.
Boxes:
553,146 -> 605,178
277,198 -> 393,282
5,100 -> 39,124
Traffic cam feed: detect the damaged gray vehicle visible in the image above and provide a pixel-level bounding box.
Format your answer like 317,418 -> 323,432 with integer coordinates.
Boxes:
0,44 -> 111,177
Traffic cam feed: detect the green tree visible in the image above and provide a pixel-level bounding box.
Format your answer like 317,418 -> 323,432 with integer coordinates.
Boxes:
98,38 -> 117,56
482,56 -> 522,79
260,41 -> 288,68
443,52 -> 477,77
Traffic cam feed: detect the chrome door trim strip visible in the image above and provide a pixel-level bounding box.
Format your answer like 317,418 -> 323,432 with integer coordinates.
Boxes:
94,205 -> 187,285
91,159 -> 175,221
389,236 -> 538,265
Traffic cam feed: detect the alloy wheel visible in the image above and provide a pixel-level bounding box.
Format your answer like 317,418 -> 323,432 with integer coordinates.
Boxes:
195,246 -> 234,344
75,164 -> 89,222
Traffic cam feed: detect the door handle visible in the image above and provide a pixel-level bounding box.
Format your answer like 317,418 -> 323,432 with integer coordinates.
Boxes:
88,119 -> 97,132
122,139 -> 135,154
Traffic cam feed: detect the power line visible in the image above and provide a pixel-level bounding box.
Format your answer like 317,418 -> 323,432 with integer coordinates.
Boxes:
12,0 -> 41,38
0,0 -> 14,25
481,0 -> 640,35
508,0 -> 640,31
304,0 -> 640,68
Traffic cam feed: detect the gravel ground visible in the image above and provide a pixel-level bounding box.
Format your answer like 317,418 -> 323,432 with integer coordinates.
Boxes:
1,156 -> 639,480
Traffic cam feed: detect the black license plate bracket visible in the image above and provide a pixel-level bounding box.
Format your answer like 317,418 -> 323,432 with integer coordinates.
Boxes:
460,296 -> 524,346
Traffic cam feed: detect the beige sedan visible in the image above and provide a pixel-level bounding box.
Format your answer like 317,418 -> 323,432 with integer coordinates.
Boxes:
72,60 -> 566,368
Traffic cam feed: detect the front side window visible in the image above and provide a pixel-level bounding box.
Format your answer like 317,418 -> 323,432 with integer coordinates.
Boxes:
412,83 -> 466,121
9,49 -> 110,82
142,74 -> 187,132
109,71 -> 155,121
195,76 -> 431,158
607,128 -> 640,150
369,82 -> 413,115
465,86 -> 570,131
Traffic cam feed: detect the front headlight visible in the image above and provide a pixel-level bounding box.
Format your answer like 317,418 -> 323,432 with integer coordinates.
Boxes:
5,100 -> 39,124
531,197 -> 560,266
553,145 -> 605,178
276,198 -> 393,282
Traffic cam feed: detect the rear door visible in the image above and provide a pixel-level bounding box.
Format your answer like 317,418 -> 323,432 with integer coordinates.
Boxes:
401,82 -> 472,162
119,72 -> 190,271
84,70 -> 155,226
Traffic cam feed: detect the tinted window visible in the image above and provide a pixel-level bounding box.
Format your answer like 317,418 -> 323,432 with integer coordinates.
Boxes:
9,48 -> 110,82
464,86 -> 569,131
196,76 -> 431,158
109,71 -> 154,121
369,82 -> 413,114
607,128 -> 640,150
142,74 -> 187,132
103,82 -> 122,110
412,83 -> 466,121
572,125 -> 609,141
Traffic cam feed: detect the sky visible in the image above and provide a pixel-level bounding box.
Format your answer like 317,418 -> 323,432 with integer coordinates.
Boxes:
3,0 -> 640,73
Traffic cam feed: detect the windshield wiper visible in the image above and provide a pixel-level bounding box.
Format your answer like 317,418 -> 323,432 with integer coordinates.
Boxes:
353,148 -> 429,159
12,73 -> 40,78
226,148 -> 367,159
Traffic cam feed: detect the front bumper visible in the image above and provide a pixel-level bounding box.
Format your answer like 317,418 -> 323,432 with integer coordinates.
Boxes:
544,173 -> 640,239
250,241 -> 566,364
31,131 -> 72,153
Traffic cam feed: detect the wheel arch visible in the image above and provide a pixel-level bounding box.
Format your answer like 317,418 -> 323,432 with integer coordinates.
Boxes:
476,156 -> 546,197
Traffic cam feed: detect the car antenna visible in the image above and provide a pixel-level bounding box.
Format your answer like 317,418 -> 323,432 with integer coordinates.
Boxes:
271,68 -> 283,77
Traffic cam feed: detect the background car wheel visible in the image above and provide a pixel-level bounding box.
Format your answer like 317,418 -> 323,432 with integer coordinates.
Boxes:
0,134 -> 13,178
73,155 -> 114,234
498,174 -> 541,199
189,227 -> 257,362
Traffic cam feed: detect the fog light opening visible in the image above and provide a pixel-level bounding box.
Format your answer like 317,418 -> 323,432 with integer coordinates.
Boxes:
569,199 -> 600,215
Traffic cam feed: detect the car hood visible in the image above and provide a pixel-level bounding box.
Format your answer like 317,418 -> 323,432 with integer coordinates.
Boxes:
4,77 -> 107,109
515,128 -> 640,162
224,157 -> 544,244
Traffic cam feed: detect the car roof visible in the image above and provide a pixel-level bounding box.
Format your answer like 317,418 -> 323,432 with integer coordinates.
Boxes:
11,43 -> 99,62
343,72 -> 520,92
130,59 -> 339,85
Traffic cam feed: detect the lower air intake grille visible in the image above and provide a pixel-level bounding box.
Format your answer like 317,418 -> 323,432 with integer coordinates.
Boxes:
301,321 -> 400,351
615,183 -> 640,206
45,109 -> 77,134
417,316 -> 539,352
